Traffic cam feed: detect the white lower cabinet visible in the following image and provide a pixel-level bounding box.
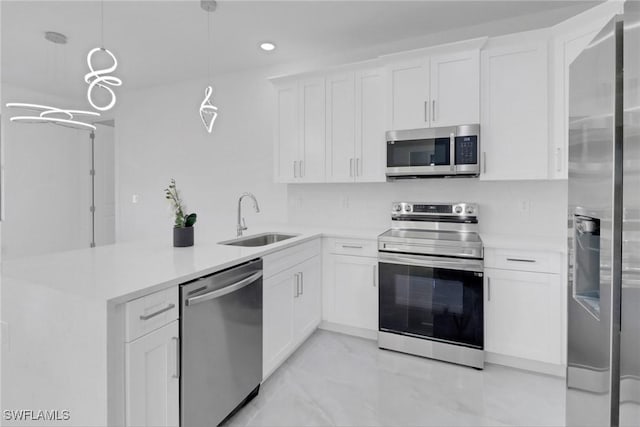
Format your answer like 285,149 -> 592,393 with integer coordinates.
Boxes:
125,320 -> 179,427
263,254 -> 321,380
326,254 -> 378,331
484,268 -> 563,366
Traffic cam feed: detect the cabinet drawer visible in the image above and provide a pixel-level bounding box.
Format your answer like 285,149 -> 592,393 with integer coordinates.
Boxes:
126,287 -> 178,342
484,248 -> 561,274
263,238 -> 321,279
327,238 -> 377,257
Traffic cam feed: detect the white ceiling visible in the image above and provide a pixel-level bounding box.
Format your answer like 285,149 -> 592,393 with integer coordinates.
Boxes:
2,0 -> 601,106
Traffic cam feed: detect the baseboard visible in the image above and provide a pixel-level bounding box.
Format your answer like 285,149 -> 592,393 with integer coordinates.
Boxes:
486,351 -> 566,377
319,321 -> 377,340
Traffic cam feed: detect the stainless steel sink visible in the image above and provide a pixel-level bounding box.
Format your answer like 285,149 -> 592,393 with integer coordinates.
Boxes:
219,232 -> 299,247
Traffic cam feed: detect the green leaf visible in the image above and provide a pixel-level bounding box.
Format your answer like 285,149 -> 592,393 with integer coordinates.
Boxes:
185,213 -> 197,227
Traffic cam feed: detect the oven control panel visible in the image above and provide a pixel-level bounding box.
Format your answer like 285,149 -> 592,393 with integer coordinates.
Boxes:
392,202 -> 478,218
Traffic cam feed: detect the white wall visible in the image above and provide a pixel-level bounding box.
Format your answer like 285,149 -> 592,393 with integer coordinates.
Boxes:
287,180 -> 568,238
0,85 -> 114,260
114,69 -> 287,243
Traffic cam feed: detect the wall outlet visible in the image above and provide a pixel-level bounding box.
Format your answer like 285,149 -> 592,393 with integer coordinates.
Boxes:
518,199 -> 531,216
341,196 -> 350,209
132,194 -> 140,204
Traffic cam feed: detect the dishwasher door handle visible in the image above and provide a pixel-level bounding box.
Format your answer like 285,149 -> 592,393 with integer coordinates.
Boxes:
185,271 -> 263,306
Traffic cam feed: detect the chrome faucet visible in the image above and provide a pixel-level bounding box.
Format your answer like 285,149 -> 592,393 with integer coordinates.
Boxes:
237,192 -> 260,237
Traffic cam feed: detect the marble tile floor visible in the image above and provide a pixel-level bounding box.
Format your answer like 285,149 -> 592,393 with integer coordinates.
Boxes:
224,330 -> 566,427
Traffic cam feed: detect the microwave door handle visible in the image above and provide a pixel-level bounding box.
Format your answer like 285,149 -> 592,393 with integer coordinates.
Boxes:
450,133 -> 455,172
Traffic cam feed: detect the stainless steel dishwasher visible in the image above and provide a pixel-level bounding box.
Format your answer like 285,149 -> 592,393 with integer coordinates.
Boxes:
180,258 -> 263,427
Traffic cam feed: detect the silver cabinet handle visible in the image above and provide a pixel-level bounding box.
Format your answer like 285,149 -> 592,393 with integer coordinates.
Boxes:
139,303 -> 175,320
432,100 -> 436,122
300,160 -> 304,178
356,158 -> 361,177
294,273 -> 300,298
424,101 -> 428,122
293,161 -> 297,178
350,158 -> 354,177
186,271 -> 263,306
556,147 -> 562,173
487,277 -> 491,301
482,152 -> 486,174
342,244 -> 363,249
300,272 -> 304,295
373,264 -> 377,287
506,258 -> 536,263
172,337 -> 180,379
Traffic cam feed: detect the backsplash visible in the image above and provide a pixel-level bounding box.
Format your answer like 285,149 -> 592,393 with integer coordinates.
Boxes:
287,179 -> 568,238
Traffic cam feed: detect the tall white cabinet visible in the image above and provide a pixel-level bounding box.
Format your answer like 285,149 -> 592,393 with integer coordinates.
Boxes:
480,33 -> 549,180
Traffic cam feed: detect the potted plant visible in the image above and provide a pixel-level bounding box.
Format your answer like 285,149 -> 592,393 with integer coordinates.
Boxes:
164,179 -> 197,247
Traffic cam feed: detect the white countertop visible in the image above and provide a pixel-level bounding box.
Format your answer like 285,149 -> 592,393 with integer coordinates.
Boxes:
480,232 -> 567,254
0,224 -> 385,306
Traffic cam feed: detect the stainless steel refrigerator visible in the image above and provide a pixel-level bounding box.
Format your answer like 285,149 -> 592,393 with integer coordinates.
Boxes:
567,2 -> 640,426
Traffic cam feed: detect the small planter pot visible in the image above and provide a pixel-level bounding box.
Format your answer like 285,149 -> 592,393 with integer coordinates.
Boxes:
173,226 -> 194,247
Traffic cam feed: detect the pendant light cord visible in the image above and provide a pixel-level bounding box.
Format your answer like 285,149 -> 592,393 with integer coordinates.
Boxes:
207,8 -> 212,82
101,0 -> 104,49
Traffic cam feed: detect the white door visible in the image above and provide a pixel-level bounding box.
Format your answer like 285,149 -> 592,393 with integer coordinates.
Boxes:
355,68 -> 387,182
274,82 -> 299,183
298,78 -> 326,182
293,256 -> 322,342
484,268 -> 562,365
263,268 -> 296,379
387,59 -> 430,130
329,255 -> 378,331
126,320 -> 179,427
430,50 -> 480,127
480,41 -> 549,180
325,72 -> 356,182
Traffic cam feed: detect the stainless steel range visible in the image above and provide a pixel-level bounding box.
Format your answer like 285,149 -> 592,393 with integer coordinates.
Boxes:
377,202 -> 484,369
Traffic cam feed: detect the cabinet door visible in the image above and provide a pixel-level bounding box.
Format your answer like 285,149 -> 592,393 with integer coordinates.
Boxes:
480,42 -> 549,180
263,268 -> 296,379
387,59 -> 430,130
328,254 -> 378,331
430,50 -> 480,127
293,256 -> 322,343
126,320 -> 179,427
298,78 -> 326,183
484,268 -> 562,365
274,81 -> 299,183
325,72 -> 356,182
355,68 -> 387,182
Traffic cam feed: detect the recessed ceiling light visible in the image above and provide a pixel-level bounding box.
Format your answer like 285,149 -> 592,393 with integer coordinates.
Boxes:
259,42 -> 276,52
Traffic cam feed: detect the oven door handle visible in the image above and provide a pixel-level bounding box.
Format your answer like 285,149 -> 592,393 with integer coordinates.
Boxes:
378,252 -> 483,273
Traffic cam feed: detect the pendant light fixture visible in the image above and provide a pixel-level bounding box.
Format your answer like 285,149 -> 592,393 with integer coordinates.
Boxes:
200,0 -> 219,133
5,31 -> 100,131
84,0 -> 122,112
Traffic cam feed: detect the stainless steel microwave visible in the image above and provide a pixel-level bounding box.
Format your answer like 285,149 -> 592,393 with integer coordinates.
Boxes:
386,124 -> 480,179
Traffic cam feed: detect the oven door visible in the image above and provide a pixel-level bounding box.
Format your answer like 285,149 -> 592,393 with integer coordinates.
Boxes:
378,252 -> 484,348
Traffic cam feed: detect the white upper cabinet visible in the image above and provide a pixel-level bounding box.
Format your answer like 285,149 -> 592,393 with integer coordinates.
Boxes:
298,78 -> 326,182
387,49 -> 481,131
326,72 -> 357,182
355,68 -> 386,182
324,68 -> 386,183
387,59 -> 430,130
480,36 -> 549,180
274,81 -> 299,183
273,78 -> 326,183
430,50 -> 480,127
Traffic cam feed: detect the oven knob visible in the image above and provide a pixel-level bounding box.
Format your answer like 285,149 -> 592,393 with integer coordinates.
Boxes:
405,205 -> 412,212
466,206 -> 475,215
393,204 -> 401,212
454,206 -> 463,214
